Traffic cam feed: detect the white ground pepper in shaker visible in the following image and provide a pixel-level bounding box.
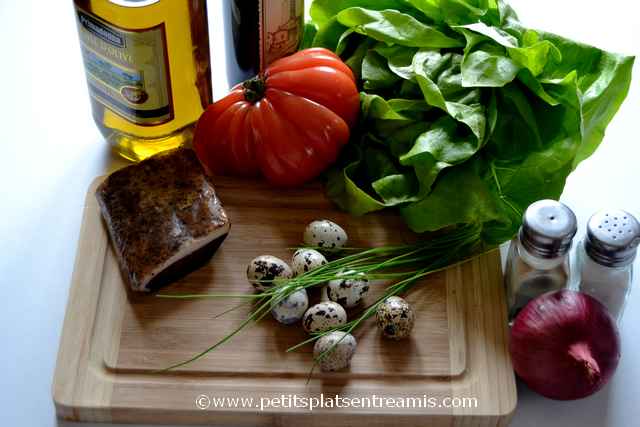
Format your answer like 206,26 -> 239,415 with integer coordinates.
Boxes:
505,200 -> 577,322
575,210 -> 640,324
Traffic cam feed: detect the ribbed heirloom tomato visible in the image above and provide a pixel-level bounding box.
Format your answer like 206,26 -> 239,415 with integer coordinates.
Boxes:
193,48 -> 360,187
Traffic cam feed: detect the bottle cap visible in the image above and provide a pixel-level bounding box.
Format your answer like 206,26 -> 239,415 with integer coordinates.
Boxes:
585,209 -> 640,267
520,200 -> 577,259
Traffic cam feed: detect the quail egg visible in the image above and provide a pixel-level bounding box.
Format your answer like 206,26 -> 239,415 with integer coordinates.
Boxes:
291,248 -> 328,276
313,331 -> 357,372
302,301 -> 347,333
270,287 -> 309,325
327,270 -> 369,308
303,220 -> 348,250
375,296 -> 415,340
246,255 -> 292,292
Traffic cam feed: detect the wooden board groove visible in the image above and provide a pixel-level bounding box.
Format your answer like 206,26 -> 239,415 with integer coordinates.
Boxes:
53,176 -> 516,426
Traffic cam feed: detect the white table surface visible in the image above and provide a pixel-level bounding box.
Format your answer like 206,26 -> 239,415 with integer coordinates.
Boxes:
0,1 -> 638,426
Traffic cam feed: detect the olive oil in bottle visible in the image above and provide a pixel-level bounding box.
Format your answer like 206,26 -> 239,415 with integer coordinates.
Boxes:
74,0 -> 212,161
227,0 -> 304,84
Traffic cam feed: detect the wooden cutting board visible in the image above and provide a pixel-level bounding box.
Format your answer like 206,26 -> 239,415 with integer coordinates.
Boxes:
53,176 -> 516,426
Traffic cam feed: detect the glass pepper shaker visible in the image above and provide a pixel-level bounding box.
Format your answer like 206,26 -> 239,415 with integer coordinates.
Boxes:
505,200 -> 577,322
575,210 -> 640,324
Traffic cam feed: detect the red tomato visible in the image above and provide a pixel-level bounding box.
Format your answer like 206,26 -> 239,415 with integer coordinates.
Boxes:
193,48 -> 360,187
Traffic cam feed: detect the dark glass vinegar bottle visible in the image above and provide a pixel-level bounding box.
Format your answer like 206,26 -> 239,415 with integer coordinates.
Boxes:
225,0 -> 304,85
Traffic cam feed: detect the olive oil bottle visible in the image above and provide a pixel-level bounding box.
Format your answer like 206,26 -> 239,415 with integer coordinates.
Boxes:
74,0 -> 212,161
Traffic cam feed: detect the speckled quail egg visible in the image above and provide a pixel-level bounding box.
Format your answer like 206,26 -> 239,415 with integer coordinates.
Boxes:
246,255 -> 292,292
327,270 -> 370,308
375,296 -> 415,340
270,287 -> 309,325
303,220 -> 348,250
313,331 -> 357,372
302,301 -> 347,333
291,248 -> 328,276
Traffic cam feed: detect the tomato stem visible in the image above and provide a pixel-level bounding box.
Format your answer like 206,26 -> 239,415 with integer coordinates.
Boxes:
243,76 -> 266,103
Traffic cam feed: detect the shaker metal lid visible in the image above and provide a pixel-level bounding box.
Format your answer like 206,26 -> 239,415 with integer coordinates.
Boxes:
585,209 -> 640,267
520,199 -> 577,258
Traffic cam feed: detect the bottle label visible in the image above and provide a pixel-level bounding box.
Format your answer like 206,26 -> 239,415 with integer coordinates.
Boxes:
259,0 -> 304,71
75,7 -> 173,125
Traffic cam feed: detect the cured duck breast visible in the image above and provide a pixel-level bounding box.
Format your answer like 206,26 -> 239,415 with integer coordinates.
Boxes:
95,148 -> 230,292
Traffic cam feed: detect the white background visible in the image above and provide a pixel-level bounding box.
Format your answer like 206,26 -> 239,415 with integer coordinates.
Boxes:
0,0 -> 638,426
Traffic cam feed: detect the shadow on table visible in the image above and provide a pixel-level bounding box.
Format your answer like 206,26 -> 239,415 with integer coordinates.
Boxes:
510,377 -> 614,426
57,420 -> 187,427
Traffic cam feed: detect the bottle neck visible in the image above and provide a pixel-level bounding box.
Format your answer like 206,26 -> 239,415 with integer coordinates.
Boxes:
580,240 -> 632,272
517,239 -> 567,270
108,0 -> 160,7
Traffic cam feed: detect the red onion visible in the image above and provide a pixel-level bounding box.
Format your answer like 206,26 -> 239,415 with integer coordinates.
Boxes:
510,290 -> 620,400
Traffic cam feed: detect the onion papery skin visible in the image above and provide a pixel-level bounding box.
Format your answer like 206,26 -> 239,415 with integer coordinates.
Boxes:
510,290 -> 621,400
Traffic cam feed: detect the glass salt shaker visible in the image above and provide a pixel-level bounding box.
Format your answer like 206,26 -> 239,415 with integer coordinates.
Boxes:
505,200 -> 577,322
574,210 -> 640,324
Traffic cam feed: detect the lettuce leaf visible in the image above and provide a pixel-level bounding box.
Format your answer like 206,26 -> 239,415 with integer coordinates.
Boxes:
313,0 -> 634,245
